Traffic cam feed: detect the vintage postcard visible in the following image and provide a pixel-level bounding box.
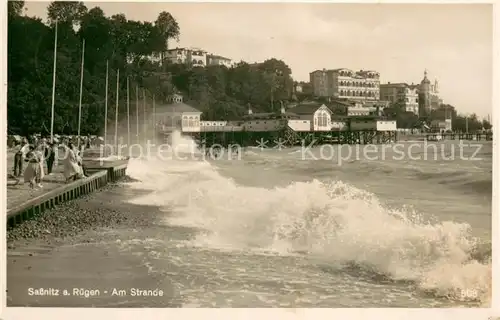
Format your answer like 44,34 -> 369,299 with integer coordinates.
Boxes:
2,1 -> 496,318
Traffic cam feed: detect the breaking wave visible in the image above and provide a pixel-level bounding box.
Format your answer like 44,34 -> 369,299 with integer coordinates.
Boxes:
124,133 -> 491,305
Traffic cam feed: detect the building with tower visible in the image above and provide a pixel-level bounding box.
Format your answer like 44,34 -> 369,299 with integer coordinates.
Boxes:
418,70 -> 431,117
418,70 -> 443,118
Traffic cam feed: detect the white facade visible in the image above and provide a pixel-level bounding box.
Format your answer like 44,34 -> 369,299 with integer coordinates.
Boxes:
376,120 -> 397,131
287,104 -> 333,132
347,106 -> 371,116
310,68 -> 380,100
201,121 -> 228,127
180,114 -> 201,132
310,106 -> 333,131
207,55 -> 232,68
379,83 -> 419,115
165,48 -> 207,67
188,49 -> 207,67
157,95 -> 202,133
287,120 -> 310,132
165,48 -> 189,64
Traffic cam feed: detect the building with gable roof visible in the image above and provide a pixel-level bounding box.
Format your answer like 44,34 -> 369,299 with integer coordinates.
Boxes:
155,94 -> 203,132
287,102 -> 334,131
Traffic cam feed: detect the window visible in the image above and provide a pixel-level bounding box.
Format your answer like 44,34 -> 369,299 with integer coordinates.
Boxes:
182,116 -> 188,127
188,116 -> 194,127
316,111 -> 329,127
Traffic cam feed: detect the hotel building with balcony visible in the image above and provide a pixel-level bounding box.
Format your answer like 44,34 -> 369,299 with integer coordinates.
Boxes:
165,47 -> 232,68
309,68 -> 380,101
206,54 -> 233,68
379,82 -> 419,115
380,70 -> 442,117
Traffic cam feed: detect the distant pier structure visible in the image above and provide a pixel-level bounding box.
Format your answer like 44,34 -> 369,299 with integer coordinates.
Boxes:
155,94 -> 398,148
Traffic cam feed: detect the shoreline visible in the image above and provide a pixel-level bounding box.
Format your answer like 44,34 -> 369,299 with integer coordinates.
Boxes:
6,177 -> 183,307
7,176 -> 141,246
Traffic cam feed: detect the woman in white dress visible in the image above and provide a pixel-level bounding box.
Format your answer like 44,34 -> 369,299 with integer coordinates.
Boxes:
63,142 -> 84,182
23,145 -> 43,188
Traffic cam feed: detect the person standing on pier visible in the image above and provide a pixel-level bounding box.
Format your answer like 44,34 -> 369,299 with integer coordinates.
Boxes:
34,143 -> 46,187
63,142 -> 84,182
23,145 -> 43,189
45,142 -> 56,175
13,140 -> 29,177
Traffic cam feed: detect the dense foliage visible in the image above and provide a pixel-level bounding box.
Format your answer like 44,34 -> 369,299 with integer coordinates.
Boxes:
7,1 -> 489,135
7,1 -> 293,135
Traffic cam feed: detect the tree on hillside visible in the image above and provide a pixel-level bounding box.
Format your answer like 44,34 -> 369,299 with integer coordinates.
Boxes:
8,0 -> 25,17
7,2 -> 305,133
47,1 -> 87,26
154,11 -> 180,66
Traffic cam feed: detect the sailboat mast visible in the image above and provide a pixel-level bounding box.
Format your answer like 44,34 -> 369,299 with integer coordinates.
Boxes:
114,69 -> 120,152
77,38 -> 85,147
104,60 -> 109,146
127,76 -> 130,147
50,20 -> 58,143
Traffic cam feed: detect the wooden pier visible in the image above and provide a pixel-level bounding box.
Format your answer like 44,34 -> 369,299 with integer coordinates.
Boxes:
6,162 -> 129,229
425,132 -> 493,141
166,126 -> 398,149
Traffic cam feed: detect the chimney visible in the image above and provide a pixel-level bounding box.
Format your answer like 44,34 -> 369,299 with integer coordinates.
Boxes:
280,101 -> 286,114
247,103 -> 253,115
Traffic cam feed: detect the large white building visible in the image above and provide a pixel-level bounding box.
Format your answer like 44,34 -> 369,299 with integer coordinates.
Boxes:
379,82 -> 419,115
206,54 -> 233,68
165,47 -> 232,68
379,70 -> 443,117
310,68 -> 380,101
156,94 -> 202,133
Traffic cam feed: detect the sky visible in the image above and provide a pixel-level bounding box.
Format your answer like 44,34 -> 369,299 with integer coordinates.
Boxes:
22,2 -> 493,117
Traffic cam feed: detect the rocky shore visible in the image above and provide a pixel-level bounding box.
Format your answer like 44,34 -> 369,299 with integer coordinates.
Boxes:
7,176 -> 146,248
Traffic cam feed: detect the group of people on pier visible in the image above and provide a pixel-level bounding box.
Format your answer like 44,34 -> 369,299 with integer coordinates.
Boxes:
10,135 -> 93,189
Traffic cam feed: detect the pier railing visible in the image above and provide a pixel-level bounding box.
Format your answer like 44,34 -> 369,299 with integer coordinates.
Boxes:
7,161 -> 129,229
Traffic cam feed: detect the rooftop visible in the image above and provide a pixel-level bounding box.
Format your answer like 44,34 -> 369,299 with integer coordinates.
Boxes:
243,112 -> 298,120
381,82 -> 419,89
155,101 -> 201,113
288,102 -> 329,115
208,54 -> 231,60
